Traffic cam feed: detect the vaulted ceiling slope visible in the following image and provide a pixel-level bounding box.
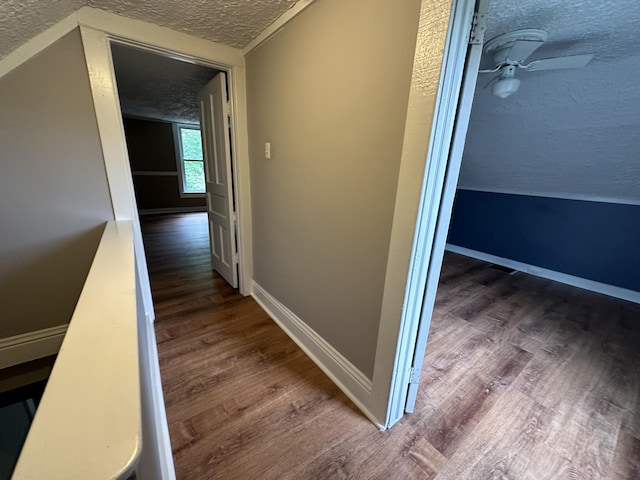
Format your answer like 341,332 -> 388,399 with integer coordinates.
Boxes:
460,0 -> 640,203
0,0 -> 296,59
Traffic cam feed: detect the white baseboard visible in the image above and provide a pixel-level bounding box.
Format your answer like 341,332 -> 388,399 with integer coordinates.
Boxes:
137,312 -> 176,480
251,282 -> 384,429
446,244 -> 640,305
0,324 -> 68,369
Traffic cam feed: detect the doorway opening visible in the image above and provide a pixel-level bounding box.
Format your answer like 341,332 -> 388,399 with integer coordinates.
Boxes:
398,0 -> 640,473
109,42 -> 241,293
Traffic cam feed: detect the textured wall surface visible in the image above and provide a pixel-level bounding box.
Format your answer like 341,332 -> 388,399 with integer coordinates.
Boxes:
246,0 -> 421,377
459,0 -> 640,203
0,29 -> 114,338
0,0 -> 296,59
448,190 -> 640,291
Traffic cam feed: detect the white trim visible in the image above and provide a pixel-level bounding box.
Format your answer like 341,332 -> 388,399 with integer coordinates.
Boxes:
136,295 -> 176,480
456,186 -> 640,206
85,12 -> 253,296
241,0 -> 317,55
173,123 -> 206,197
0,325 -> 68,369
77,7 -> 243,66
251,282 -> 384,430
0,11 -> 79,80
446,244 -> 640,305
375,0 -> 477,429
139,207 -> 207,215
79,9 -> 254,300
227,66 -> 254,296
81,26 -> 136,218
403,0 -> 490,414
140,317 -> 176,479
172,123 -> 186,196
80,26 -> 156,324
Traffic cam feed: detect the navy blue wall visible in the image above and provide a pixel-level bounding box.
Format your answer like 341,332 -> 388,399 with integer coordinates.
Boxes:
447,190 -> 640,292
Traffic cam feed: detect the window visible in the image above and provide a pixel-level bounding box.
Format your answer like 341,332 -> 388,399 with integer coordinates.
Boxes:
175,125 -> 205,194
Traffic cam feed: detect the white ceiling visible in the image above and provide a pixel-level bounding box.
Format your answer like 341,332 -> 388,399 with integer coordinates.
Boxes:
111,44 -> 219,124
0,0 -> 296,59
460,0 -> 640,202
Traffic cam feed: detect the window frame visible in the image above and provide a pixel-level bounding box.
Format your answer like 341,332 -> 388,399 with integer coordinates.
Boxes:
173,123 -> 206,197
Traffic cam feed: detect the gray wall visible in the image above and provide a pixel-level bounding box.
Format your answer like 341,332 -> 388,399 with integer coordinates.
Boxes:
0,29 -> 113,339
246,0 -> 421,377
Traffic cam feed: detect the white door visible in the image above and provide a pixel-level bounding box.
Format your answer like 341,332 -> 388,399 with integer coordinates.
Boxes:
198,72 -> 238,288
404,0 -> 490,412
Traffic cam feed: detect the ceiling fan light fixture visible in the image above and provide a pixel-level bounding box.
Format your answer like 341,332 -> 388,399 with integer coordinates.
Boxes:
492,77 -> 520,99
480,29 -> 595,100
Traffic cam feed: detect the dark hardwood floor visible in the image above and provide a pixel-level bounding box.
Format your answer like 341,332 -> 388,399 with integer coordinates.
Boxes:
142,212 -> 640,479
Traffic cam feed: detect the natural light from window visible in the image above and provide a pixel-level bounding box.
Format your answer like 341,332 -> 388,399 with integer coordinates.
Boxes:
179,127 -> 205,194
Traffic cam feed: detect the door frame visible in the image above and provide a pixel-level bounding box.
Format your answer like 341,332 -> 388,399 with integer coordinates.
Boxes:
79,16 -> 254,479
403,0 -> 490,413
79,19 -> 254,324
76,0 -> 485,436
379,0 -> 488,427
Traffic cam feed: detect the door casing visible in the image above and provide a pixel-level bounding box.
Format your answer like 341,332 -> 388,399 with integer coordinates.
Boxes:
78,0 -> 478,435
379,0 -> 488,426
81,27 -> 254,323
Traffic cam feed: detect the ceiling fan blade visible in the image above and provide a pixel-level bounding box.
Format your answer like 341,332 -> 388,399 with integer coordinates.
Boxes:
504,39 -> 545,62
526,54 -> 594,71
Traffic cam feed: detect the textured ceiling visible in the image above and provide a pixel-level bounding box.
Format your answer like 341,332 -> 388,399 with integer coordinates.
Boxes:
481,0 -> 640,65
0,0 -> 86,59
4,0 -> 639,202
460,0 -> 640,202
111,44 -> 219,124
0,0 -> 296,59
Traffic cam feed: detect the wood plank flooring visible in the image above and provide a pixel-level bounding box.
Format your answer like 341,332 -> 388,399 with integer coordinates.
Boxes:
144,213 -> 640,479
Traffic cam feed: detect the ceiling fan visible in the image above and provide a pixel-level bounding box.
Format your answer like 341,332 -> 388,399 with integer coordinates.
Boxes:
479,29 -> 595,98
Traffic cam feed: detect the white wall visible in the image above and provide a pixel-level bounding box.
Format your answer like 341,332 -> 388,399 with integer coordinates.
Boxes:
0,29 -> 113,339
